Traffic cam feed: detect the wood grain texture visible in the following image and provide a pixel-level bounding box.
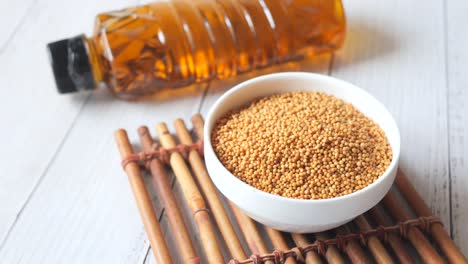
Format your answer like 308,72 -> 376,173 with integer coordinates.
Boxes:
0,0 -> 467,262
353,215 -> 394,264
174,119 -> 247,260
0,0 -> 35,52
138,126 -> 199,263
446,0 -> 468,256
115,129 -> 173,263
334,0 -> 450,230
0,0 -> 141,248
145,177 -> 210,264
0,91 -> 205,263
156,123 -> 225,263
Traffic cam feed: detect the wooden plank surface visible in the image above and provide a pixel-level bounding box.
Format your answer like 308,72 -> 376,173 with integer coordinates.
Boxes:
0,92 -> 206,263
0,0 -> 205,262
0,0 -> 34,51
0,0 -> 140,247
446,0 -> 468,255
0,0 -> 466,262
332,0 -> 450,227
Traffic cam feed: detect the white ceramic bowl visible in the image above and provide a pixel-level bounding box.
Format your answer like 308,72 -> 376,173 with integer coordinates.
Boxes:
204,72 -> 400,233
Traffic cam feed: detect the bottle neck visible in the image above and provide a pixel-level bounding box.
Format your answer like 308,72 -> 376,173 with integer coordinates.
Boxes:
64,35 -> 98,92
47,34 -> 104,93
83,37 -> 104,84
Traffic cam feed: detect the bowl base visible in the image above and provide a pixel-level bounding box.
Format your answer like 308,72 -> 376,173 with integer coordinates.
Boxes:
248,214 -> 354,233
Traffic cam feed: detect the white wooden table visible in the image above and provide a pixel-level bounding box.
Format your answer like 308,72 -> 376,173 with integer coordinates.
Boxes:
0,0 -> 466,263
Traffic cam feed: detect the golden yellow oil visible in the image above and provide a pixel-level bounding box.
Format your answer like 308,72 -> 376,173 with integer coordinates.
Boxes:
91,0 -> 345,99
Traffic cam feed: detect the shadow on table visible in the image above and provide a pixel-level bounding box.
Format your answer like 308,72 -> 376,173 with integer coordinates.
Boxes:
332,18 -> 398,71
69,53 -> 331,106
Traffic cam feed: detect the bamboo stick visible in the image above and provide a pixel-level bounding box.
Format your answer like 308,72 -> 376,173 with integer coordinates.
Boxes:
228,201 -> 272,263
191,114 -> 205,141
335,225 -> 370,264
137,126 -> 199,263
395,170 -> 468,264
314,232 -> 345,264
156,123 -> 224,263
174,119 -> 247,260
382,191 -> 444,264
367,207 -> 414,264
264,228 -> 296,264
354,215 -> 394,264
190,114 -> 271,262
114,129 -> 172,264
291,234 -> 323,264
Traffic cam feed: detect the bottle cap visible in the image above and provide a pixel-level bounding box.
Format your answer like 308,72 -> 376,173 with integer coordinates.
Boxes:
47,35 -> 96,94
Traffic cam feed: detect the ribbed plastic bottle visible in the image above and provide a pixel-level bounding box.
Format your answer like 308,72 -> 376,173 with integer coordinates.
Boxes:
47,0 -> 345,99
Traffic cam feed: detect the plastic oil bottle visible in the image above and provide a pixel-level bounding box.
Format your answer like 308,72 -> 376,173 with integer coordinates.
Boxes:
47,0 -> 345,99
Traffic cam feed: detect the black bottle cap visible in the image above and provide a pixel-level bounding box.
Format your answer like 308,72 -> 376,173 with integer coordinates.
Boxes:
47,35 -> 96,94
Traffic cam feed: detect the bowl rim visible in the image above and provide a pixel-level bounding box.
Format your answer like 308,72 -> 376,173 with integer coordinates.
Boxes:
204,72 -> 401,205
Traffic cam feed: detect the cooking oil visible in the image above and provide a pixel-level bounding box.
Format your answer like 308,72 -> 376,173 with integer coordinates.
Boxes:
48,0 -> 345,99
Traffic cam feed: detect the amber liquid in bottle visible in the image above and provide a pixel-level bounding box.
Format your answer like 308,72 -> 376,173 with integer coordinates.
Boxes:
49,0 -> 345,99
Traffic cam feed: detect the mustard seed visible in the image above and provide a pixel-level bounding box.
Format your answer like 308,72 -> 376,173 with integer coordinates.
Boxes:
211,91 -> 392,200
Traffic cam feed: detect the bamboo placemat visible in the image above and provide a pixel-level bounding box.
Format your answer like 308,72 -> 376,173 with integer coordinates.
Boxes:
115,114 -> 467,264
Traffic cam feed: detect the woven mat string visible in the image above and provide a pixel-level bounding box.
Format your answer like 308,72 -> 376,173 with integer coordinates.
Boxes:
121,140 -> 203,169
229,216 -> 442,264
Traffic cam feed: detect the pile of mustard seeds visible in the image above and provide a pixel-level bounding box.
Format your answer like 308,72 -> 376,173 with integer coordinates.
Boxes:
211,91 -> 392,199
